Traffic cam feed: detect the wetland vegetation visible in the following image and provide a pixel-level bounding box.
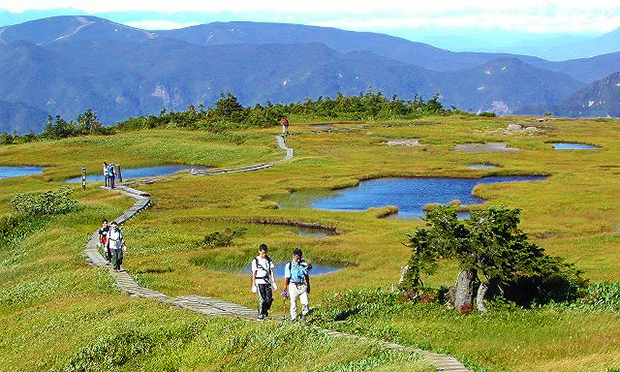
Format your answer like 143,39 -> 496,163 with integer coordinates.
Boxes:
1,110 -> 619,371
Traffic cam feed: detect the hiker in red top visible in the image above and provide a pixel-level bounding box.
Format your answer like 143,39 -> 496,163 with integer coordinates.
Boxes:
281,116 -> 289,136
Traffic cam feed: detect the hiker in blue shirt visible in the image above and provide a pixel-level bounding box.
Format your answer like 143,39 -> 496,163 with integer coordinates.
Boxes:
283,248 -> 311,321
251,243 -> 277,321
107,164 -> 116,189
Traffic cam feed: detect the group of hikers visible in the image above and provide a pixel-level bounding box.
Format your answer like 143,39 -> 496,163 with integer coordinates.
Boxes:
251,244 -> 311,321
97,219 -> 127,271
102,161 -> 118,188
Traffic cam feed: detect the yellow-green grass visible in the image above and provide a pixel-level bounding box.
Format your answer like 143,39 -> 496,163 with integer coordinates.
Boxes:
0,195 -> 430,371
1,116 -> 620,370
325,303 -> 620,372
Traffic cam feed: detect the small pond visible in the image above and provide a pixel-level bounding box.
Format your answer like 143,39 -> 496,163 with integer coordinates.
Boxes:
0,166 -> 44,179
292,227 -> 337,238
242,262 -> 341,276
467,164 -> 499,170
67,165 -> 209,183
278,176 -> 546,219
553,143 -> 599,150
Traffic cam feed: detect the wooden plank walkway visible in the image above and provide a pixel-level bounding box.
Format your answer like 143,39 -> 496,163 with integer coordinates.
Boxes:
82,134 -> 470,372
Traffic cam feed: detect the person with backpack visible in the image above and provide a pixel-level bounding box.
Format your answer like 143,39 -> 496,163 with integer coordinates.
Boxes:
107,163 -> 116,189
283,248 -> 311,321
251,243 -> 277,321
281,116 -> 289,136
103,162 -> 109,187
97,219 -> 111,265
107,221 -> 126,271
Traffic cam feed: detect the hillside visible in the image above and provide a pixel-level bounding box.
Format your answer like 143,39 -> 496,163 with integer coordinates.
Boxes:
0,36 -> 582,133
1,15 -> 619,132
0,100 -> 49,133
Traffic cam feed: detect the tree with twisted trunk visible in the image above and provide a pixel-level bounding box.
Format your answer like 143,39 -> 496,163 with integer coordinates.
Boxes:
401,206 -> 584,312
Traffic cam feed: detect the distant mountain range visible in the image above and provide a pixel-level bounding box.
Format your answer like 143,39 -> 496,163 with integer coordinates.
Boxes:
520,72 -> 620,117
0,16 -> 618,133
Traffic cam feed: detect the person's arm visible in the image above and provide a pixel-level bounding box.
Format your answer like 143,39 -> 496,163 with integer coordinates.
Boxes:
251,260 -> 257,292
284,263 -> 290,288
305,273 -> 310,294
270,268 -> 277,290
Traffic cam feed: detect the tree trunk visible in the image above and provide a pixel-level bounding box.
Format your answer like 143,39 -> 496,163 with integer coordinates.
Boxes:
476,281 -> 489,312
452,269 -> 477,312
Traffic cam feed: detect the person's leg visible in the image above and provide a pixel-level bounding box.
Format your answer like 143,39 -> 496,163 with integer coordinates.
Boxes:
114,249 -> 121,270
257,284 -> 266,319
110,175 -> 115,189
264,285 -> 273,316
299,286 -> 309,318
289,283 -> 299,320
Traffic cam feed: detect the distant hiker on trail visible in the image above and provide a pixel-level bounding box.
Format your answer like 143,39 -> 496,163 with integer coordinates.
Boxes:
283,248 -> 311,321
103,162 -> 109,187
107,221 -> 126,271
281,116 -> 289,136
107,163 -> 116,189
98,219 -> 111,265
251,243 -> 277,321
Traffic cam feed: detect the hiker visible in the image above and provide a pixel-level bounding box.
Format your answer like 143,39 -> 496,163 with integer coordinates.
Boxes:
283,248 -> 311,321
107,221 -> 126,271
281,116 -> 289,136
251,243 -> 277,321
103,162 -> 109,187
107,163 -> 116,189
97,219 -> 111,265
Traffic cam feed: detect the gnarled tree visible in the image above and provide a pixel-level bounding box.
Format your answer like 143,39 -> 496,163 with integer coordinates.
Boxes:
401,206 -> 585,312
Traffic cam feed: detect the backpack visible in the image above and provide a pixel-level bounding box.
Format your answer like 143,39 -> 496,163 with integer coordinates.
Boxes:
253,257 -> 272,281
107,165 -> 115,177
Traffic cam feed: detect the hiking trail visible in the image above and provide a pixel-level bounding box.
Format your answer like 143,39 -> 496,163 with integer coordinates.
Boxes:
83,134 -> 470,372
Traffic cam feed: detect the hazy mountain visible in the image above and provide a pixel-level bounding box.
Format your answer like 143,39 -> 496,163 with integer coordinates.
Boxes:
534,27 -> 620,61
158,21 -> 549,72
0,100 -> 49,133
531,51 -> 620,84
0,15 -> 155,45
0,16 -> 614,132
439,58 -> 585,114
524,72 -> 620,117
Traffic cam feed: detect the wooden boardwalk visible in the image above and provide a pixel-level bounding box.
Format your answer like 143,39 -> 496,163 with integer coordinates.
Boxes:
83,135 -> 470,372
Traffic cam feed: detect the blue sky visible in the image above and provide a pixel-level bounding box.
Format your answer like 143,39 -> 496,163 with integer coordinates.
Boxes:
0,1 -> 619,50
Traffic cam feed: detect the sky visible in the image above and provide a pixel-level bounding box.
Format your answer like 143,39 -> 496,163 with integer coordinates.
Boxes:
0,1 -> 619,50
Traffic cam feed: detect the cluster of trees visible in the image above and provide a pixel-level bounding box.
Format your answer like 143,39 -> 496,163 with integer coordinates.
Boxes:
401,206 -> 585,312
284,91 -> 447,120
0,109 -> 112,145
1,90 -> 456,144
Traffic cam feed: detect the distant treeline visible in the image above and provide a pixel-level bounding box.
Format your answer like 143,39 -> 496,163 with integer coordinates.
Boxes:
0,91 -> 478,145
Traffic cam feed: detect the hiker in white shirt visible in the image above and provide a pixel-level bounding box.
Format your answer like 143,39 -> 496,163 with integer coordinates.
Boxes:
107,221 -> 126,271
251,243 -> 277,321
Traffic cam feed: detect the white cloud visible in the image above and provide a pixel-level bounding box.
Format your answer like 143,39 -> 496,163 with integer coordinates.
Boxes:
312,14 -> 620,34
126,20 -> 198,30
1,0 -> 619,33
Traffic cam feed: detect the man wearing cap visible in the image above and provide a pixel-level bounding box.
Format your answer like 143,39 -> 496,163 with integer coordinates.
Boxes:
283,248 -> 311,321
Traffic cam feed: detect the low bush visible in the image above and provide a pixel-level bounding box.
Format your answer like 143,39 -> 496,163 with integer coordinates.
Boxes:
200,227 -> 247,248
10,186 -> 78,217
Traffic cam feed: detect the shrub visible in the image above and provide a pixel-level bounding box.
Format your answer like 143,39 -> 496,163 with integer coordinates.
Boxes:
479,112 -> 497,117
200,227 -> 246,248
11,186 -> 78,217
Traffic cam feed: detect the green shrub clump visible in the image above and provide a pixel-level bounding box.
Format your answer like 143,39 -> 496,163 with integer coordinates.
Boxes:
201,227 -> 247,248
11,186 -> 79,217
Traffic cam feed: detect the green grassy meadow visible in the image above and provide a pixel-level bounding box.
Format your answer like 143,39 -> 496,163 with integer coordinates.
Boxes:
1,116 -> 619,371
